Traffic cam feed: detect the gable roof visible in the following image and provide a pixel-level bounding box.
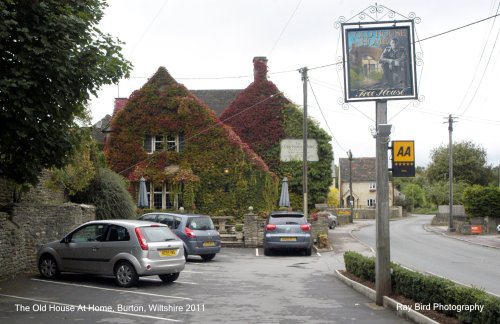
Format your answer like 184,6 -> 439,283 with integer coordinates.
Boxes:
339,157 -> 376,182
191,90 -> 242,116
91,114 -> 112,144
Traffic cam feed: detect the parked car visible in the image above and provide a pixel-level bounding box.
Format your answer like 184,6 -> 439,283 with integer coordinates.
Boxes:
326,212 -> 337,229
263,211 -> 313,256
37,220 -> 185,287
311,210 -> 337,229
138,213 -> 221,261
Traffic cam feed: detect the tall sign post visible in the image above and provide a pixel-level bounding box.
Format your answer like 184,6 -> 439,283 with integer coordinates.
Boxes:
341,11 -> 418,306
300,67 -> 309,218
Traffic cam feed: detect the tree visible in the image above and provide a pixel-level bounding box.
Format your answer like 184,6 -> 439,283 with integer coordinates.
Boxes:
71,168 -> 136,220
426,141 -> 492,185
0,1 -> 131,185
462,185 -> 500,219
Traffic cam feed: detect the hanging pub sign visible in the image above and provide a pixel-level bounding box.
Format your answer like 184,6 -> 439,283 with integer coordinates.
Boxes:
391,140 -> 415,177
341,20 -> 418,102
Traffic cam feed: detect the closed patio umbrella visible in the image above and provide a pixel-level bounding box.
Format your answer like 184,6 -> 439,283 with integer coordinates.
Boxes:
137,177 -> 149,208
278,177 -> 290,207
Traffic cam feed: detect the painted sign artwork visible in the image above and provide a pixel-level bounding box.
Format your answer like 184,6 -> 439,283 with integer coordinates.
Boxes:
342,22 -> 417,102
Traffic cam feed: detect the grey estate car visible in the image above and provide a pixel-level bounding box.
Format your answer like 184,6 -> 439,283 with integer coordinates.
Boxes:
37,220 -> 185,287
263,211 -> 313,256
139,213 -> 221,261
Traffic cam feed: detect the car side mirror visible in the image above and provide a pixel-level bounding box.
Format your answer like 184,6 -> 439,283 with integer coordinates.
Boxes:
60,236 -> 70,244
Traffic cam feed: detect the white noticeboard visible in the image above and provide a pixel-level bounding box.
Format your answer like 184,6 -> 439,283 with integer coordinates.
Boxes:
280,139 -> 319,162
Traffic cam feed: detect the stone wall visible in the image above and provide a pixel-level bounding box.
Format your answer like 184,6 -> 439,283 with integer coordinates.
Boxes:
0,203 -> 95,279
0,170 -> 66,205
336,207 -> 402,220
244,212 -> 266,248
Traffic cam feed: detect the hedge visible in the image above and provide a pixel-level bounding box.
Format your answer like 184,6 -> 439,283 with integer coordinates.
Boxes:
344,251 -> 500,324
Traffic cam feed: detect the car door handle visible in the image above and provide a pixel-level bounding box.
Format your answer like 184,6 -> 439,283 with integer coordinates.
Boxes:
92,247 -> 99,252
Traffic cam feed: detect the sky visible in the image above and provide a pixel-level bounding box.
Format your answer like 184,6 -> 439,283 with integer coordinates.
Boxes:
89,0 -> 500,168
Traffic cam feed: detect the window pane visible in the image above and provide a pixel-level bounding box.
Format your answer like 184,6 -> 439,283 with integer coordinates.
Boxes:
143,135 -> 152,153
158,215 -> 174,227
166,135 -> 177,152
71,224 -> 107,243
154,135 -> 164,151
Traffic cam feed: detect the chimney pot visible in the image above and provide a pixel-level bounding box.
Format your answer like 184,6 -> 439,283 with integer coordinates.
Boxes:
253,56 -> 268,82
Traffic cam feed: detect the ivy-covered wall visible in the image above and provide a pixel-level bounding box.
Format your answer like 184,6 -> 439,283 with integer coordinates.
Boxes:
105,67 -> 278,217
221,57 -> 333,210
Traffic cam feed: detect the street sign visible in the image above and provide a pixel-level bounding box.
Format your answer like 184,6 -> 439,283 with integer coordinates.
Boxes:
280,139 -> 319,162
391,140 -> 415,177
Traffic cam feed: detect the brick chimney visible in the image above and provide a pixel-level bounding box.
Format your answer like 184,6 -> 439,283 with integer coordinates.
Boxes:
113,98 -> 129,116
253,56 -> 268,82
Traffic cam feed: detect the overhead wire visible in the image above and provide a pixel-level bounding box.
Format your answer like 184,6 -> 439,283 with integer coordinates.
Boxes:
460,3 -> 500,116
307,79 -> 347,153
268,0 -> 303,57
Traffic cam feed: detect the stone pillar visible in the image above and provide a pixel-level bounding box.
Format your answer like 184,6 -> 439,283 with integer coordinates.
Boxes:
244,212 -> 266,248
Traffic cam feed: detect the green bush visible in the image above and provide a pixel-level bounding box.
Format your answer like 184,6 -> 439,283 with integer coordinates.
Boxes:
71,168 -> 136,220
344,251 -> 500,323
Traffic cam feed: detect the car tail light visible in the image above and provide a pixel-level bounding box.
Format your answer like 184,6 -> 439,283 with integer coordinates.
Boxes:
135,228 -> 148,250
300,224 -> 311,232
185,227 -> 196,238
266,224 -> 276,231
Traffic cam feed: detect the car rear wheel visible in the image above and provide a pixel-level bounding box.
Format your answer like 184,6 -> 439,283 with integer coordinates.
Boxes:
159,272 -> 180,283
39,255 -> 59,279
329,222 -> 336,229
201,253 -> 216,261
115,261 -> 138,287
304,247 -> 312,256
264,248 -> 272,256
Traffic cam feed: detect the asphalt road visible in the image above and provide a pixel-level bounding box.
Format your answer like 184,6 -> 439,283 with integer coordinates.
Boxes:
0,248 -> 407,324
352,215 -> 500,296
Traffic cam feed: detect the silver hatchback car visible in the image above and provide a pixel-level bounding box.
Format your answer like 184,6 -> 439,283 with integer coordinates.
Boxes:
37,220 -> 185,287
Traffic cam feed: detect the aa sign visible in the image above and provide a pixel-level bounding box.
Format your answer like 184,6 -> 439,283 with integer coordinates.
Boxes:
392,141 -> 415,177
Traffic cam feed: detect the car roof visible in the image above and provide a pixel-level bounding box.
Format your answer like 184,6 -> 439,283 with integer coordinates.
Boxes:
141,212 -> 211,218
269,211 -> 305,217
86,219 -> 169,227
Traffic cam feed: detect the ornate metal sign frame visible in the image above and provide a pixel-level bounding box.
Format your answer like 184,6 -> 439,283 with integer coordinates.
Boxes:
341,20 -> 418,102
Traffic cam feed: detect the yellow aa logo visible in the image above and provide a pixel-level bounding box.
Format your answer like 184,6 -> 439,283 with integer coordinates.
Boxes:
393,141 -> 414,163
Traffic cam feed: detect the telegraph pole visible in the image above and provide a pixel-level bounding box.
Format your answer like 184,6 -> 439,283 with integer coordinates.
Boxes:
447,115 -> 457,232
300,67 -> 309,218
375,100 -> 391,306
348,150 -> 354,223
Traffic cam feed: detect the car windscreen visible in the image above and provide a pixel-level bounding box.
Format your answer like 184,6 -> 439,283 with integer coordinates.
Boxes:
140,226 -> 178,242
187,217 -> 215,230
269,215 -> 307,225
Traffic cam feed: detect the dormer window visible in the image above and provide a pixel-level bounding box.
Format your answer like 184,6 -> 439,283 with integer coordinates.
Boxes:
144,134 -> 184,154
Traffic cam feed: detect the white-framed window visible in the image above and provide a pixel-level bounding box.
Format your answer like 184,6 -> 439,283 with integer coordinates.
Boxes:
367,199 -> 376,207
369,182 -> 376,191
144,134 -> 184,154
146,181 -> 178,210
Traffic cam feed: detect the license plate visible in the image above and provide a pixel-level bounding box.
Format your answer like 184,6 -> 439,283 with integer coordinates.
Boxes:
280,237 -> 297,242
160,249 -> 177,257
203,241 -> 216,247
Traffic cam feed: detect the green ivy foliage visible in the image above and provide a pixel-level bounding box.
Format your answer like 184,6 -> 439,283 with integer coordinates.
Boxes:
221,61 -> 333,211
105,67 -> 278,217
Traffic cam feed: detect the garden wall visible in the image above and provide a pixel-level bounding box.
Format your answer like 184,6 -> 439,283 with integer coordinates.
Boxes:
0,203 -> 95,279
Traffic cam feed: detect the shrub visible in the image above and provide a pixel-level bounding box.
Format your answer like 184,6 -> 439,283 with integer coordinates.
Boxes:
344,251 -> 500,323
71,168 -> 136,220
